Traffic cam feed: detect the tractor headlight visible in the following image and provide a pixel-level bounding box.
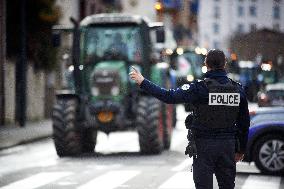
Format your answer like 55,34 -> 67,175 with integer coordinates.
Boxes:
111,86 -> 120,96
91,87 -> 99,96
202,66 -> 207,73
186,75 -> 194,82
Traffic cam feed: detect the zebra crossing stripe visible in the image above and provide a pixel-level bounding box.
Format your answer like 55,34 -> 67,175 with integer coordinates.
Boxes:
77,170 -> 140,189
241,175 -> 281,189
171,129 -> 187,149
159,171 -> 195,189
171,159 -> 193,172
0,172 -> 72,189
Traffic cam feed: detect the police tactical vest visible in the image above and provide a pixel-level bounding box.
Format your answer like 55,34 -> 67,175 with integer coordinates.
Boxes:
193,78 -> 240,129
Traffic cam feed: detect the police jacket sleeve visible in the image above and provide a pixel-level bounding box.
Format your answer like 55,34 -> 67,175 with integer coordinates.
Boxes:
140,79 -> 199,104
236,87 -> 250,153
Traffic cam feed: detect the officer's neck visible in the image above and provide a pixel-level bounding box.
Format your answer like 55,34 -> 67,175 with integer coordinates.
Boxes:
206,67 -> 225,72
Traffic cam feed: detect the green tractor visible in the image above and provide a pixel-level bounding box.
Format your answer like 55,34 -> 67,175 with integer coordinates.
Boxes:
52,14 -> 176,157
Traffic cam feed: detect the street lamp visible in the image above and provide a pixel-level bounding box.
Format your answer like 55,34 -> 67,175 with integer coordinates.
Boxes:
155,2 -> 163,11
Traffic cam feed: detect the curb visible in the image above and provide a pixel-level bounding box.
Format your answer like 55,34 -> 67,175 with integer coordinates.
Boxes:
0,120 -> 52,150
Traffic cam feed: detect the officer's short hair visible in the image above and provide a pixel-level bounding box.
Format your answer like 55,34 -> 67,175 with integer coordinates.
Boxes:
205,49 -> 226,70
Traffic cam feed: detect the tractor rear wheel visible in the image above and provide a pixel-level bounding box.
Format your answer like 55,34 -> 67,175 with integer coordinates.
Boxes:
52,98 -> 84,157
137,97 -> 164,154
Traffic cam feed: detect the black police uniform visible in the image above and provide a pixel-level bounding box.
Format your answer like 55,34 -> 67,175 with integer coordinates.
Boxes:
139,69 -> 250,189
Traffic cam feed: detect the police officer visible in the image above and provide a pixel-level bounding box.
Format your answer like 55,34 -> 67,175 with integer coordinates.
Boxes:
129,49 -> 250,189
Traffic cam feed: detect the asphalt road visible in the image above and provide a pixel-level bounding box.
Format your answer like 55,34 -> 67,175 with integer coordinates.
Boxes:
0,105 -> 283,189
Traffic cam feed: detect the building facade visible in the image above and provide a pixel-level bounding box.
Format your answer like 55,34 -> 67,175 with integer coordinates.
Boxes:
56,0 -> 80,25
81,0 -> 122,18
198,0 -> 284,53
121,0 -> 156,21
0,0 -> 6,125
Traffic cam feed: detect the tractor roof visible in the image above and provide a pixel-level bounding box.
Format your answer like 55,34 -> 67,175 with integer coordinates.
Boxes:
80,13 -> 152,26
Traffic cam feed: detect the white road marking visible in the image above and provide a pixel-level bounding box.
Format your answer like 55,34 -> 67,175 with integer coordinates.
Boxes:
77,170 -> 140,189
172,158 -> 193,172
171,125 -> 187,149
95,132 -> 139,153
34,159 -> 58,167
236,162 -> 261,173
241,175 -> 281,189
159,171 -> 195,189
0,172 -> 72,189
0,141 -> 57,177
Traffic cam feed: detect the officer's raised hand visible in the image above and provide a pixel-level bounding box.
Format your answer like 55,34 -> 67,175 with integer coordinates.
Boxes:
129,66 -> 144,85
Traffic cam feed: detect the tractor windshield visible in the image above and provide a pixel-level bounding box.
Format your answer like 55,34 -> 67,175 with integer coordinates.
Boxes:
83,26 -> 142,64
183,51 -> 205,79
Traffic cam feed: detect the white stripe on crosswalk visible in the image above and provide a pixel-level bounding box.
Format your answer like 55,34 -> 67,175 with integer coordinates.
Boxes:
172,159 -> 193,172
159,171 -> 195,189
241,175 -> 281,189
0,172 -> 72,189
77,170 -> 140,189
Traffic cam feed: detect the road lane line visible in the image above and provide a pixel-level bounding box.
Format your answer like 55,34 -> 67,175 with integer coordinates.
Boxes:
241,175 -> 281,189
172,158 -> 193,172
159,171 -> 195,189
171,130 -> 187,149
0,172 -> 72,189
77,170 -> 140,189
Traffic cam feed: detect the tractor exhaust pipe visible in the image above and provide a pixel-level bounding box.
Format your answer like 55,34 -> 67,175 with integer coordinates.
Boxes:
70,17 -> 83,95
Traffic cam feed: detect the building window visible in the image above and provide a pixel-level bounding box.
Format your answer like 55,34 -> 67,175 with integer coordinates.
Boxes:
249,6 -> 257,17
214,6 -> 220,19
238,6 -> 244,17
273,6 -> 280,19
273,23 -> 280,31
213,23 -> 220,34
250,23 -> 257,31
237,24 -> 244,33
213,41 -> 220,49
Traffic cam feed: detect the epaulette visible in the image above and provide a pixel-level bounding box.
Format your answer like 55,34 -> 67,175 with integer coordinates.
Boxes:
194,79 -> 206,87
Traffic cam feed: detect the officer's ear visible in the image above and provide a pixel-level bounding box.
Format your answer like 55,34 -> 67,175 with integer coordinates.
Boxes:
205,62 -> 212,71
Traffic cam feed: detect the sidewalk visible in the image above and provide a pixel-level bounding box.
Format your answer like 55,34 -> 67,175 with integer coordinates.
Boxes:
0,120 -> 52,150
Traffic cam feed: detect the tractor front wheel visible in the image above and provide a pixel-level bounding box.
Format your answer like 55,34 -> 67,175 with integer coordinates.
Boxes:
52,98 -> 84,157
137,97 -> 164,154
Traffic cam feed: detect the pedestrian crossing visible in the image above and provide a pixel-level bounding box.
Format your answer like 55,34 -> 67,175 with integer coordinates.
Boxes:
0,172 -> 73,189
0,169 -> 282,189
241,175 -> 281,189
77,171 -> 140,189
159,172 -> 195,189
171,159 -> 193,172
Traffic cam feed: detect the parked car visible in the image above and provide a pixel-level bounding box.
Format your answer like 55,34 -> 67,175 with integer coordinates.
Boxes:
257,83 -> 284,107
244,107 -> 284,175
